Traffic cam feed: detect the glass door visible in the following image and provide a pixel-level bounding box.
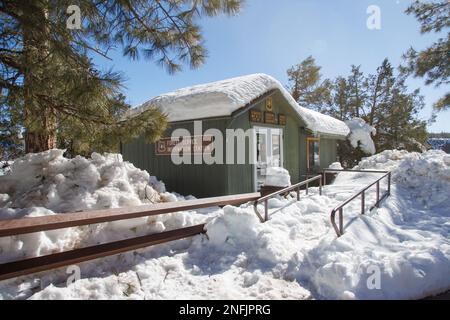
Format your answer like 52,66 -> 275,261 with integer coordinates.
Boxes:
254,127 -> 284,190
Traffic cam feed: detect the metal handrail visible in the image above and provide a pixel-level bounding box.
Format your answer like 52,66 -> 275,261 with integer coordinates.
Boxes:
0,193 -> 260,281
326,170 -> 391,237
253,175 -> 322,222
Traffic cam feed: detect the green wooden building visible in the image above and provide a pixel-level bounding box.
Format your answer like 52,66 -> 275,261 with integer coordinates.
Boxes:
122,74 -> 349,198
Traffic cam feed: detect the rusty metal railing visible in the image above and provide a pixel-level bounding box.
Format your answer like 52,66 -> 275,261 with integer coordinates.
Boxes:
323,169 -> 391,237
253,175 -> 322,222
0,193 -> 260,281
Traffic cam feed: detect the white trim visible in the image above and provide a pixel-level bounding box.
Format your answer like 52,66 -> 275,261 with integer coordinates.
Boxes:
253,126 -> 285,191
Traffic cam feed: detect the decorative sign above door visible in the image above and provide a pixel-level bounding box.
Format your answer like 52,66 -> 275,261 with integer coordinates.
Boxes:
264,112 -> 276,124
265,97 -> 273,112
249,110 -> 263,123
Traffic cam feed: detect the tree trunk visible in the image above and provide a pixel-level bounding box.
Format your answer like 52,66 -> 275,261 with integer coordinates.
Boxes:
22,0 -> 57,153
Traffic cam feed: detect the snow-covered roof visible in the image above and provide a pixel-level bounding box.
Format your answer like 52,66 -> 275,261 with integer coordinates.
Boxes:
127,74 -> 350,138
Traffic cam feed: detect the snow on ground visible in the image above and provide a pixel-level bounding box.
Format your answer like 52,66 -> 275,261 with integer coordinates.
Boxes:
0,149 -> 449,300
0,161 -> 11,176
345,118 -> 377,155
0,150 -> 212,264
264,167 -> 291,187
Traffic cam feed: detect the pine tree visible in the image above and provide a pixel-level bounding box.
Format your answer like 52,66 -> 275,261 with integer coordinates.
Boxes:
0,0 -> 243,156
286,57 -> 429,166
286,56 -> 332,111
403,0 -> 449,111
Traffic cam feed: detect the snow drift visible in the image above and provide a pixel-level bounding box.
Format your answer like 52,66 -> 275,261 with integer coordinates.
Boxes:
264,167 -> 291,187
0,150 -> 209,264
345,118 -> 376,155
0,149 -> 449,300
127,74 -> 350,138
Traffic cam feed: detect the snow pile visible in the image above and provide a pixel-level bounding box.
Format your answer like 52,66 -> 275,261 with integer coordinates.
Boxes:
127,74 -> 350,138
328,162 -> 343,170
264,167 -> 291,187
356,149 -> 450,206
355,149 -> 410,171
0,150 -> 165,213
392,150 -> 450,207
1,150 -> 449,300
345,118 -> 376,155
0,150 -> 208,264
0,161 -> 11,176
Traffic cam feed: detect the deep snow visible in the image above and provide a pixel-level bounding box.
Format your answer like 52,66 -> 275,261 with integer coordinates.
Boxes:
345,118 -> 377,155
127,74 -> 350,138
0,149 -> 449,300
0,150 -> 211,264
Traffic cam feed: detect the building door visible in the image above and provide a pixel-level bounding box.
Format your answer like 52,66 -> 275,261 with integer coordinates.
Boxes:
254,127 -> 284,190
306,137 -> 320,173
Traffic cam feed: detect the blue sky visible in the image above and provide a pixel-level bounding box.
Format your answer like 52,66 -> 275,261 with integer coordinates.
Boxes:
94,0 -> 449,132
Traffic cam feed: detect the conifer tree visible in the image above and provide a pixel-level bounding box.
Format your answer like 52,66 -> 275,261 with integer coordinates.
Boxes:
0,0 -> 243,155
403,0 -> 449,111
287,56 -> 332,112
286,57 -> 428,166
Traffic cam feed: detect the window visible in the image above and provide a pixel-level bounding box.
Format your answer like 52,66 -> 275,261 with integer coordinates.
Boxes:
307,137 -> 320,170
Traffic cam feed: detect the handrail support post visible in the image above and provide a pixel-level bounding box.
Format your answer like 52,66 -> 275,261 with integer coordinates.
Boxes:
264,199 -> 269,222
387,172 -> 391,196
361,191 -> 365,215
376,181 -> 380,207
319,176 -> 322,196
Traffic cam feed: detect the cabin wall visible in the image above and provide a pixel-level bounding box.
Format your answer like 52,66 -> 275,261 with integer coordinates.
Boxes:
319,138 -> 338,169
122,119 -> 230,198
122,90 -> 341,197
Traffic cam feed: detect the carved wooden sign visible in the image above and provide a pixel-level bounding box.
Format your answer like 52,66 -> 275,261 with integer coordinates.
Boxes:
156,135 -> 214,156
264,112 -> 276,124
278,114 -> 286,126
249,109 -> 263,123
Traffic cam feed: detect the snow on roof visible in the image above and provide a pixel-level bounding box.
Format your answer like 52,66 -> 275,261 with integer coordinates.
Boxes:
128,74 -> 350,138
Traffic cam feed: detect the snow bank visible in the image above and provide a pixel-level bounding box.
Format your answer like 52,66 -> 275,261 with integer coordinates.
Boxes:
0,150 -> 208,264
127,74 -> 350,138
357,149 -> 450,207
328,162 -> 343,170
1,150 -> 449,300
345,118 -> 376,155
0,161 -> 11,176
264,167 -> 291,187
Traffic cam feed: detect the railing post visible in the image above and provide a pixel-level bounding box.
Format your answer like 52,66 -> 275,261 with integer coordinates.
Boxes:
264,199 -> 269,222
323,171 -> 327,186
319,176 -> 322,196
361,191 -> 365,215
339,208 -> 344,236
306,182 -> 309,195
387,172 -> 391,196
296,186 -> 300,201
376,181 -> 380,207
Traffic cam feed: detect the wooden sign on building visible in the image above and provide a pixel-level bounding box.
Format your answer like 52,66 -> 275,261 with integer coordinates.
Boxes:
264,112 -> 276,124
249,110 -> 262,123
156,135 -> 214,156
